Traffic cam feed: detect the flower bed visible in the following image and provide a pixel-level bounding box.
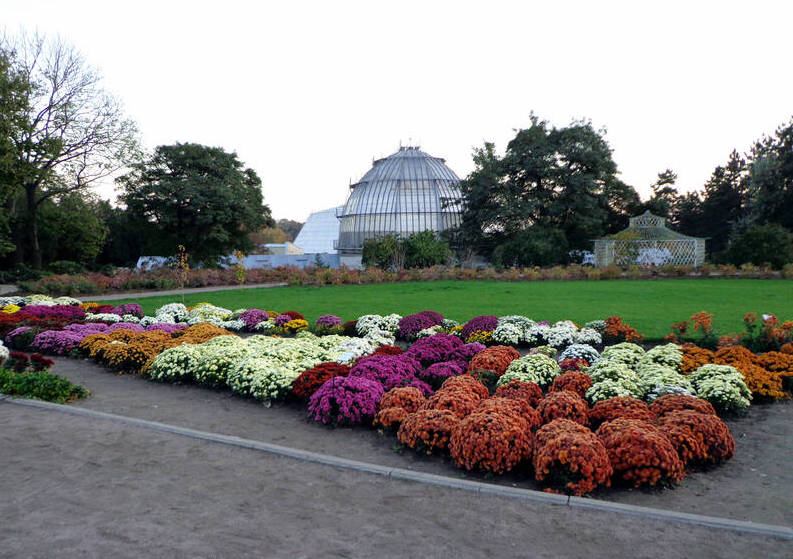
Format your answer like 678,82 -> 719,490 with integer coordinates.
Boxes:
6,294 -> 793,497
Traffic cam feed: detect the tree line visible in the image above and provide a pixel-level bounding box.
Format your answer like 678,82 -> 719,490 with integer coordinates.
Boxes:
2,33 -> 791,278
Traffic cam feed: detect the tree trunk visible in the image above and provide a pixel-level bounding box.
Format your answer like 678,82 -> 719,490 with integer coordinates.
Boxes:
25,185 -> 42,269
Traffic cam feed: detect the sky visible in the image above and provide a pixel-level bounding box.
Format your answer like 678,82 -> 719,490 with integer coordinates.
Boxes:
4,0 -> 793,222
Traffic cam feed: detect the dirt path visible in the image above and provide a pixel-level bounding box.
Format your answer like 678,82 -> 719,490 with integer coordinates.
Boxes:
32,357 -> 792,528
2,402 -> 790,559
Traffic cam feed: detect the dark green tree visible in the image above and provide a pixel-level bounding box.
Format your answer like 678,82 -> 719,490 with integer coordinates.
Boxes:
276,218 -> 304,241
0,33 -> 139,268
696,150 -> 748,254
0,45 -> 30,258
456,115 -> 641,265
725,223 -> 792,269
645,169 -> 680,220
118,143 -> 273,265
743,119 -> 793,231
36,192 -> 108,266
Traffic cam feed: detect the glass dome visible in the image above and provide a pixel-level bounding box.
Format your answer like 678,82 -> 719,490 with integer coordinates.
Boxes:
336,146 -> 463,252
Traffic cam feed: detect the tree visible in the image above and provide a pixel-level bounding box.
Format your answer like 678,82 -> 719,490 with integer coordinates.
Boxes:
743,118 -> 793,231
36,192 -> 108,265
0,46 -> 30,257
118,143 -> 274,265
456,115 -> 641,264
645,169 -> 679,219
276,219 -> 303,241
696,150 -> 748,254
725,223 -> 792,269
1,32 -> 139,268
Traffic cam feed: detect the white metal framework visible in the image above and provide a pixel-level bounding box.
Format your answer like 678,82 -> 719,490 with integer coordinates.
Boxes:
594,211 -> 706,267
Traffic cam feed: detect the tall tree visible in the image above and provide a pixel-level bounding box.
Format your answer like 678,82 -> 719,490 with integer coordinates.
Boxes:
1,32 -> 139,268
456,116 -> 641,265
697,150 -> 748,253
645,169 -> 680,219
275,218 -> 303,241
0,45 -> 30,257
744,118 -> 793,231
118,143 -> 274,265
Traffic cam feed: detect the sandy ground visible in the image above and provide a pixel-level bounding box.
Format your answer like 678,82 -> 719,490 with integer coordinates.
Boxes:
2,402 -> 790,559
45,357 -> 793,527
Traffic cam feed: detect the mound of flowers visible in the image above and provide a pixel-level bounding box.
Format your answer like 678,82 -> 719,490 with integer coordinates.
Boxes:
308,376 -> 384,425
448,410 -> 535,474
533,419 -> 613,496
397,409 -> 460,454
595,418 -> 685,487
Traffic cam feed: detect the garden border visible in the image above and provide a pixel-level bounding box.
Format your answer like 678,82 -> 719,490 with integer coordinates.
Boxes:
4,394 -> 791,541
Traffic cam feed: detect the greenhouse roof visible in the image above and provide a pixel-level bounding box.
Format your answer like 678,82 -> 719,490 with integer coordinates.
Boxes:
602,211 -> 705,241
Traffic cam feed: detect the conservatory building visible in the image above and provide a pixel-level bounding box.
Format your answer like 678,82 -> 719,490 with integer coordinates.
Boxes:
334,146 -> 464,268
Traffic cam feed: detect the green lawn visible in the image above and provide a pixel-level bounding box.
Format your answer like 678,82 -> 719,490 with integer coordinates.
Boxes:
101,279 -> 793,340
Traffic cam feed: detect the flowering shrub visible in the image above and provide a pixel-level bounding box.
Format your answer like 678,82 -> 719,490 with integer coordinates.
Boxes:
477,397 -> 541,430
227,357 -> 304,403
423,387 -> 484,418
465,330 -> 493,344
648,393 -> 717,417
460,315 -> 499,342
112,303 -> 144,318
533,419 -> 613,496
373,407 -> 409,429
404,333 -> 463,366
439,375 -> 490,399
596,418 -> 685,487
586,362 -> 643,399
349,354 -> 430,394
493,379 -> 543,407
602,316 -> 643,344
378,386 -> 427,413
574,328 -> 602,346
397,312 -> 443,340
373,345 -> 403,356
637,343 -> 683,372
588,396 -> 656,428
23,305 -> 86,321
449,411 -> 534,474
291,362 -> 352,400
586,379 -> 638,404
657,410 -> 735,465
4,326 -> 36,350
498,353 -> 561,388
559,357 -> 589,372
239,309 -> 271,331
549,371 -> 593,399
418,360 -> 468,389
447,342 -> 486,362
637,364 -> 694,400
492,322 -> 523,346
600,343 -> 645,367
356,314 -> 401,337
314,314 -> 343,335
558,344 -> 600,365
681,345 -> 716,373
689,364 -> 752,413
467,345 -> 520,383
308,376 -> 384,425
147,344 -> 202,382
537,391 -> 589,426
546,322 -> 578,349
397,409 -> 460,454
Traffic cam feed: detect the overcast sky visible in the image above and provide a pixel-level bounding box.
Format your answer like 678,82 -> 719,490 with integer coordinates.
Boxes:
4,0 -> 793,221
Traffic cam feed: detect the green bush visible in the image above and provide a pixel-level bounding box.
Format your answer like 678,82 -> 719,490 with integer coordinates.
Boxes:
492,227 -> 569,267
47,260 -> 86,275
0,368 -> 89,404
362,232 -> 451,270
726,223 -> 793,270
